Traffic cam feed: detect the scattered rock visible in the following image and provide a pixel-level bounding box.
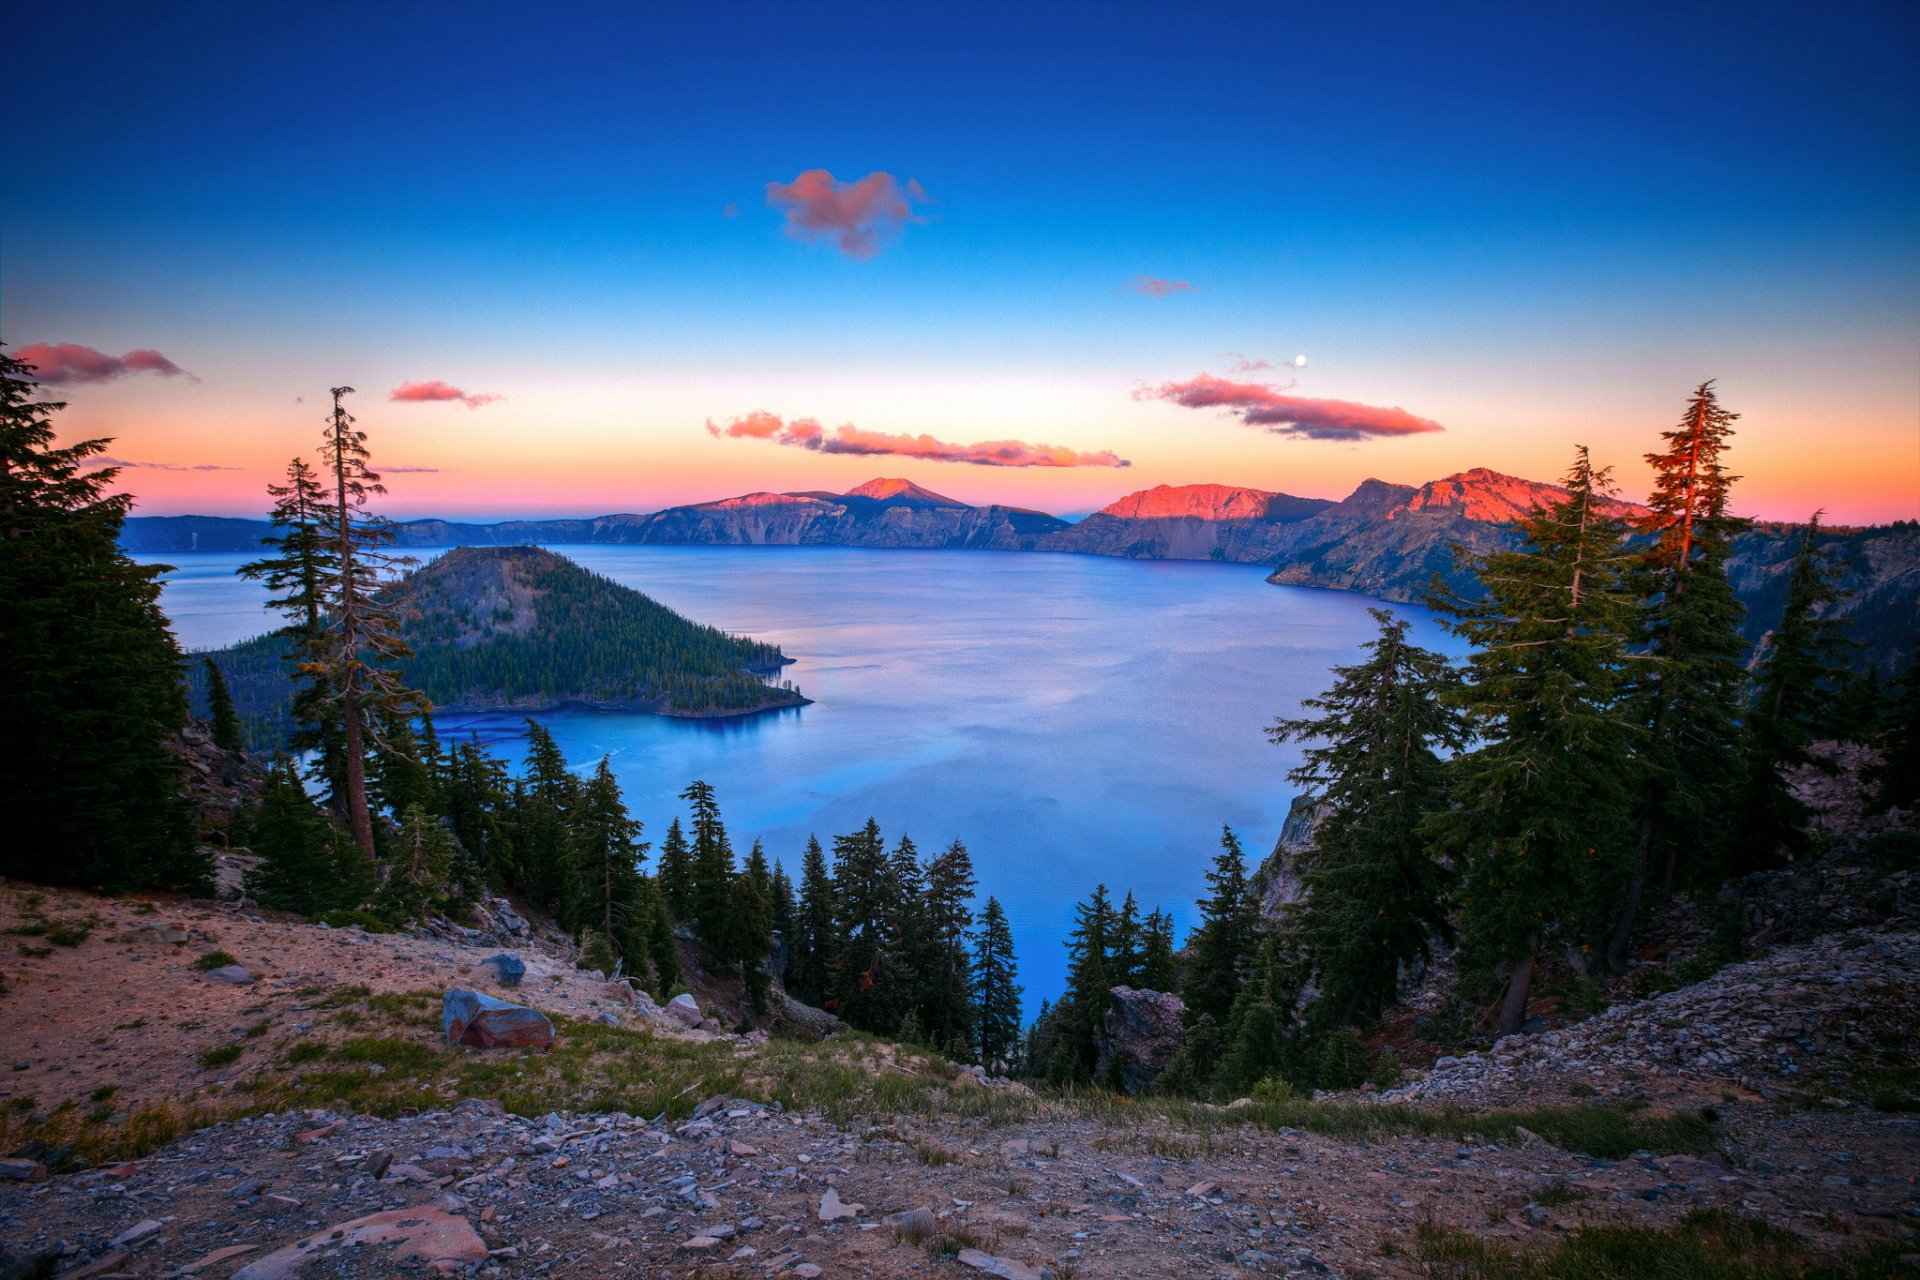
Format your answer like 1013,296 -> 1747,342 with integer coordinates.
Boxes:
108,1219 -> 163,1248
817,1188 -> 862,1221
957,1246 -> 1043,1279
231,1205 -> 486,1279
479,953 -> 526,988
201,964 -> 255,985
441,988 -> 556,1050
0,1160 -> 48,1184
666,993 -> 705,1027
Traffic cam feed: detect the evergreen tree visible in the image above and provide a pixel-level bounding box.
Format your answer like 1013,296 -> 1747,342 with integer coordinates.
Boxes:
239,456 -> 342,788
0,347 -> 202,891
370,709 -> 441,827
203,656 -> 246,753
1267,609 -> 1468,1023
1110,891 -> 1142,988
1138,908 -> 1179,991
308,386 -> 423,857
769,859 -> 797,978
830,818 -> 900,1030
972,895 -> 1022,1071
1181,828 -> 1258,1028
1608,382 -> 1752,969
1154,1013 -> 1222,1098
1219,933 -> 1298,1093
656,818 -> 693,923
243,756 -> 366,915
1053,884 -> 1117,1083
515,720 -> 578,914
789,835 -> 838,1006
887,834 -> 930,1023
682,780 -> 734,941
373,804 -> 458,924
445,739 -> 516,888
1734,513 -> 1853,866
1438,448 -> 1641,1035
640,875 -> 681,995
1868,646 -> 1920,815
574,758 -> 650,968
920,839 -> 978,1052
719,848 -> 775,1012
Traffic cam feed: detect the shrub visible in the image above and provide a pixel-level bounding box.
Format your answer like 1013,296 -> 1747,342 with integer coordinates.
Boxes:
1316,1028 -> 1369,1090
193,949 -> 239,971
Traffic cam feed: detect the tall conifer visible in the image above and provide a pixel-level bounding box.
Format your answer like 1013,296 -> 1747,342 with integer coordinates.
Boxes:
972,896 -> 1022,1071
1181,828 -> 1258,1027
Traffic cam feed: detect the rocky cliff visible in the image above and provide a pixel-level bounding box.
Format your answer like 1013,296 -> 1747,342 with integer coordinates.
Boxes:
1039,483 -> 1332,560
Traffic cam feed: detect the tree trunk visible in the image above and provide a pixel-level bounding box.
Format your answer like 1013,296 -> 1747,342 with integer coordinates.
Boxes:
1496,942 -> 1536,1036
341,701 -> 374,859
1607,805 -> 1657,973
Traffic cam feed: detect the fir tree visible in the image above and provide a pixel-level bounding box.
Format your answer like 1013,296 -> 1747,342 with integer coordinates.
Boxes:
1734,513 -> 1853,866
308,387 -> 423,857
769,858 -> 797,979
920,839 -> 978,1052
640,875 -> 681,995
887,834 -> 930,1024
1137,909 -> 1179,991
1438,448 -> 1641,1035
243,756 -> 365,915
1219,933 -> 1298,1093
656,818 -> 693,922
682,780 -> 734,941
1154,1014 -> 1222,1098
0,347 -> 201,891
1868,646 -> 1920,815
720,844 -> 775,1012
1053,884 -> 1117,1083
789,835 -> 838,1006
445,739 -> 516,887
830,818 -> 900,1030
203,656 -> 245,753
239,456 -> 342,786
1267,609 -> 1468,1023
574,758 -> 650,968
1608,382 -> 1752,969
1181,828 -> 1258,1028
515,720 -> 578,914
972,895 -> 1022,1071
373,804 -> 458,924
1110,891 -> 1142,988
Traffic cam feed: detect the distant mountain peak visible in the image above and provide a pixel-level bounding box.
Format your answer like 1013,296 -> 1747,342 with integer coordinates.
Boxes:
1399,468 -> 1649,523
843,477 -> 964,507
1095,483 -> 1332,523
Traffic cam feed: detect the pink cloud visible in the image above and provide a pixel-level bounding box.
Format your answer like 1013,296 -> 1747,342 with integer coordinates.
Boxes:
721,201 -> 742,219
19,342 -> 190,384
764,169 -> 932,258
1133,276 -> 1194,297
389,380 -> 503,409
707,413 -> 1129,469
1138,373 -> 1446,441
84,455 -> 238,472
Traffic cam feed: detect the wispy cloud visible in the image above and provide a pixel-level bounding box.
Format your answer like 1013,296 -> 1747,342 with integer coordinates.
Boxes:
765,169 -> 932,258
1138,373 -> 1445,441
382,465 -> 446,473
708,412 -> 1129,468
84,454 -> 238,472
19,342 -> 191,385
721,201 -> 742,219
1133,276 -> 1194,297
390,380 -> 503,409
1224,352 -> 1272,373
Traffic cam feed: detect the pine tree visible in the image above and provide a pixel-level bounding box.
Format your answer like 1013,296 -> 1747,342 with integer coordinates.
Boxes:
720,848 -> 774,1012
1154,1013 -> 1222,1098
445,739 -> 516,888
239,456 -> 342,784
682,781 -> 734,942
657,818 -> 693,923
1868,646 -> 1920,815
640,875 -> 681,995
789,835 -> 838,1006
769,859 -> 797,980
1138,909 -> 1179,991
515,720 -> 578,915
972,895 -> 1022,1071
307,387 -> 423,858
1734,513 -> 1853,866
830,818 -> 900,1030
1110,891 -> 1143,988
1181,828 -> 1258,1027
887,834 -> 930,1024
1607,382 -> 1752,969
0,347 -> 202,891
1053,884 -> 1117,1083
574,758 -> 650,968
1267,609 -> 1468,1023
1438,448 -> 1641,1035
203,656 -> 246,753
1219,933 -> 1298,1093
244,756 -> 366,914
920,839 -> 978,1052
373,804 -> 458,924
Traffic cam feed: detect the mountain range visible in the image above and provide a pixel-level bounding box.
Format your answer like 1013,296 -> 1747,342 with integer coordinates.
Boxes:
126,470 -> 1918,671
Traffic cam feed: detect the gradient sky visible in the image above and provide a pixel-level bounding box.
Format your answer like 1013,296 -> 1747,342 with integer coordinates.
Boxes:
5,0 -> 1917,523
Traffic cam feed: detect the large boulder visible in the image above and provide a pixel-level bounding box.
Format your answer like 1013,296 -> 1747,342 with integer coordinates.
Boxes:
665,993 -> 705,1028
479,953 -> 526,988
1092,986 -> 1187,1094
232,1205 -> 485,1279
441,988 -> 555,1050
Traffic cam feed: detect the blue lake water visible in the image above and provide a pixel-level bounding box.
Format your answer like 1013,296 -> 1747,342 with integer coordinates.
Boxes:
141,546 -> 1462,1010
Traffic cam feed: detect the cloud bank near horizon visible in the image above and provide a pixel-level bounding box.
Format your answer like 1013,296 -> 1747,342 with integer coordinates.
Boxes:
765,169 -> 931,258
84,454 -> 238,472
18,343 -> 190,385
708,411 -> 1130,468
390,379 -> 502,409
1140,373 -> 1446,441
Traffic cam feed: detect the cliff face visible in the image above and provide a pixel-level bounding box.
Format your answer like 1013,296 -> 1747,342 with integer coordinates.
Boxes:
627,483 -> 1068,550
1041,483 -> 1333,561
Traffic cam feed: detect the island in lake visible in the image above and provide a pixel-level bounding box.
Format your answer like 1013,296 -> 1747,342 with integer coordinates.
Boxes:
198,546 -> 806,747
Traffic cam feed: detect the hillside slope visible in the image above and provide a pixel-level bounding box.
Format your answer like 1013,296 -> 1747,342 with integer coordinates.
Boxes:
199,547 -> 805,745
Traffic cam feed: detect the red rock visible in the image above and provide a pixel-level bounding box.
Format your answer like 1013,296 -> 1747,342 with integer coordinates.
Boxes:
231,1206 -> 486,1280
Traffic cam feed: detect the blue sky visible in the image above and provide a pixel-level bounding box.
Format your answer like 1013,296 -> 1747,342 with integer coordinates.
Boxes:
5,0 -> 1917,520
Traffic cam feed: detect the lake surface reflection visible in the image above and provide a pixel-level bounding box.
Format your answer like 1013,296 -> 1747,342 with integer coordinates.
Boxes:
143,545 -> 1463,1008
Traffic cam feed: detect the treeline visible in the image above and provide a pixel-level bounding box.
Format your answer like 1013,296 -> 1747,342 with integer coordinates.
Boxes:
1026,383 -> 1920,1099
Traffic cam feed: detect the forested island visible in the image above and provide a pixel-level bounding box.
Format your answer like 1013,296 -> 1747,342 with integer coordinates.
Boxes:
199,545 -> 805,748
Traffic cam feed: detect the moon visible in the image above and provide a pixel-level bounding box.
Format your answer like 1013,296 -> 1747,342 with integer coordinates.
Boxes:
1292,354 -> 1307,367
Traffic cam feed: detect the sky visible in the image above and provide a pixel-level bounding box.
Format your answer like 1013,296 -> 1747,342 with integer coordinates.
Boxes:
4,0 -> 1917,524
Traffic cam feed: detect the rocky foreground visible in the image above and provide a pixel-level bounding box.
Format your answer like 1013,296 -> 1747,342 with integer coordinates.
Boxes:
3,868 -> 1917,1278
